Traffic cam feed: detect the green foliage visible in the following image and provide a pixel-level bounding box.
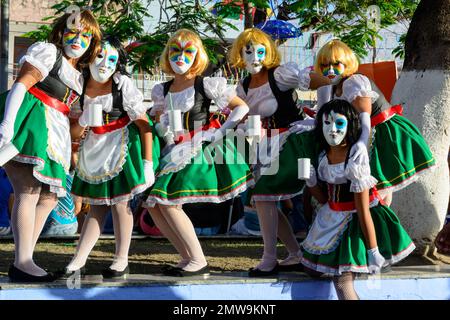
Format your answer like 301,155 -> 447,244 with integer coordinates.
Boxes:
22,0 -> 238,73
133,0 -> 237,72
23,0 -> 150,43
287,0 -> 419,59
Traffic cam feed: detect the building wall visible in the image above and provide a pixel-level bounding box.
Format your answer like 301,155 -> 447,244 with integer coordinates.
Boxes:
8,0 -> 58,85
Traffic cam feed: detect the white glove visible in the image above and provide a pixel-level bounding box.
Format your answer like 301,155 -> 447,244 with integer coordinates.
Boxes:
305,165 -> 317,188
203,104 -> 249,143
78,106 -> 90,127
202,128 -> 224,143
113,72 -> 128,91
367,247 -> 386,274
220,105 -> 249,132
235,122 -> 247,137
143,160 -> 155,186
0,82 -> 27,149
349,112 -> 371,165
316,84 -> 332,110
155,122 -> 175,145
289,118 -> 316,135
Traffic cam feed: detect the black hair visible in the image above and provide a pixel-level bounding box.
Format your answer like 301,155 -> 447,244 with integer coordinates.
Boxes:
314,99 -> 361,152
101,34 -> 130,76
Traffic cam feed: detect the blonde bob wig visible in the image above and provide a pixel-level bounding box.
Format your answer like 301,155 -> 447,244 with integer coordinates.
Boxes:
314,39 -> 359,77
229,28 -> 280,70
160,29 -> 209,76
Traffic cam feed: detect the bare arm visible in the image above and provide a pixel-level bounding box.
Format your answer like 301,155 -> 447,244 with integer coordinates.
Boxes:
134,114 -> 153,161
354,189 -> 378,249
15,62 -> 42,89
226,95 -> 247,110
351,96 -> 372,115
309,72 -> 331,90
308,184 -> 328,205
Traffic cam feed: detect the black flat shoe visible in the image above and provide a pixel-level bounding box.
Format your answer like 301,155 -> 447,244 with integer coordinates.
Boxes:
8,265 -> 57,283
163,265 -> 210,277
248,263 -> 279,277
102,265 -> 129,279
161,264 -> 177,273
55,266 -> 86,279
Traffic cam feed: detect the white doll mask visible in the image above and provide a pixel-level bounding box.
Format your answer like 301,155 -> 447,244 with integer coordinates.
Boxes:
322,111 -> 348,146
89,41 -> 118,84
168,41 -> 198,75
242,43 -> 266,74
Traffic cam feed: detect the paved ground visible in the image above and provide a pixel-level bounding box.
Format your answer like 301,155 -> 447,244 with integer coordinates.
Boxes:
0,237 -> 447,277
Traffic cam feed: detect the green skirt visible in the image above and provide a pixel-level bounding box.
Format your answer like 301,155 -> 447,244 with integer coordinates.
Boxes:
145,135 -> 253,206
301,203 -> 416,275
248,130 -> 320,202
71,118 -> 160,205
370,114 -> 435,192
0,91 -> 69,197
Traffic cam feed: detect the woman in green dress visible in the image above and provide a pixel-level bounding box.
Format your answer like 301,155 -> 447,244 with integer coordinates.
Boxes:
64,35 -> 159,278
0,8 -> 101,282
299,99 -> 415,300
145,29 -> 252,276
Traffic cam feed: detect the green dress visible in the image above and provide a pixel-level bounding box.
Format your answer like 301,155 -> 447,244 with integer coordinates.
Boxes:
71,87 -> 160,205
144,78 -> 253,206
0,42 -> 83,197
300,154 -> 415,275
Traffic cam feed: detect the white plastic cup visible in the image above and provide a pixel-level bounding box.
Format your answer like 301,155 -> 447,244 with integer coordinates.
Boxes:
88,104 -> 103,127
247,115 -> 261,137
0,142 -> 19,166
298,158 -> 310,180
169,109 -> 183,133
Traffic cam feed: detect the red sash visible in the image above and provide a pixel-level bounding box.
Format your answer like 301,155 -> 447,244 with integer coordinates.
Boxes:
28,86 -> 70,116
371,104 -> 403,127
91,116 -> 130,134
328,188 -> 384,211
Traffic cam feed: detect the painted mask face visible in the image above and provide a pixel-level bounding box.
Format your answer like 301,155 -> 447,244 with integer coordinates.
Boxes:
63,27 -> 92,59
168,41 -> 198,75
242,43 -> 266,74
320,61 -> 345,85
322,111 -> 348,146
89,41 -> 119,84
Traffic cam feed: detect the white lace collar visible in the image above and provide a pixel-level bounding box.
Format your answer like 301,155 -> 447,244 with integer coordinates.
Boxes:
317,154 -> 348,184
84,93 -> 113,113
164,86 -> 195,113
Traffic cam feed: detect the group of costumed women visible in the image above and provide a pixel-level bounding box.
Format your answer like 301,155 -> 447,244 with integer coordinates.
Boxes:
0,8 -> 435,299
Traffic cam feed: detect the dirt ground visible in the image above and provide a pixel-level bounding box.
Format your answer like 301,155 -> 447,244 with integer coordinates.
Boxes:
0,237 -> 445,277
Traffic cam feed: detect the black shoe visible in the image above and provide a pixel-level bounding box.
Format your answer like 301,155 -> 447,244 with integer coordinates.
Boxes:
277,263 -> 304,272
8,265 -> 57,283
163,265 -> 210,277
54,266 -> 86,279
248,263 -> 279,277
161,264 -> 177,273
102,265 -> 129,279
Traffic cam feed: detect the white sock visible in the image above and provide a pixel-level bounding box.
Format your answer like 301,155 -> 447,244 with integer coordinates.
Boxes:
4,162 -> 47,276
66,205 -> 109,271
160,205 -> 207,272
109,202 -> 133,271
254,201 -> 279,271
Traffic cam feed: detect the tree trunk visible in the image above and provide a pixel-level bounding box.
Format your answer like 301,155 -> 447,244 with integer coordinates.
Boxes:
390,0 -> 450,253
0,0 -> 9,92
243,0 -> 253,29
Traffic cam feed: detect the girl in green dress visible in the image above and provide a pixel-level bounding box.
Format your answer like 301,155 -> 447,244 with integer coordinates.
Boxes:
314,40 -> 435,206
145,29 -> 252,276
0,8 -> 101,282
299,99 -> 415,300
64,36 -> 159,278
